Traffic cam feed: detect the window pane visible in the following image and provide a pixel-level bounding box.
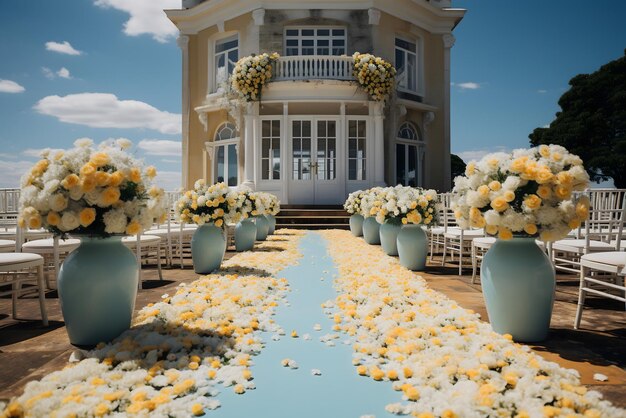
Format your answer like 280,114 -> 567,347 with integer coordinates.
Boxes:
303,48 -> 314,55
396,49 -> 406,88
302,121 -> 311,137
408,53 -> 417,92
302,39 -> 314,46
328,121 -> 336,137
349,120 -> 357,138
318,48 -> 329,55
395,38 -> 416,53
358,138 -> 366,158
286,39 -> 298,46
262,120 -> 270,137
332,48 -> 345,56
332,29 -> 345,36
317,29 -> 330,36
396,144 -> 405,185
228,144 -> 238,186
317,39 -> 329,46
408,145 -> 417,187
302,29 -> 314,36
216,146 -> 225,183
349,160 -> 356,181
286,29 -> 298,36
262,159 -> 269,180
286,48 -> 298,56
262,138 -> 270,158
332,39 -> 344,46
272,148 -> 280,180
349,139 -> 357,158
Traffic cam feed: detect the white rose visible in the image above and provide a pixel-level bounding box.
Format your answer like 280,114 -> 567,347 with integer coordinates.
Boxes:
60,211 -> 80,232
49,193 -> 69,212
103,209 -> 127,234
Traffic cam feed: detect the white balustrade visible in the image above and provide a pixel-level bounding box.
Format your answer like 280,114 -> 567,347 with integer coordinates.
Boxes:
274,56 -> 355,82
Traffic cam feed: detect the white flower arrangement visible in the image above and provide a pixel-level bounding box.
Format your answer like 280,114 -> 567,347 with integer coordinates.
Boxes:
245,191 -> 279,217
452,145 -> 591,241
353,53 -> 397,102
176,181 -> 253,227
231,52 -> 280,101
264,193 -> 281,216
2,231 -> 306,418
320,230 -> 623,417
350,186 -> 439,226
18,139 -> 167,237
343,190 -> 365,215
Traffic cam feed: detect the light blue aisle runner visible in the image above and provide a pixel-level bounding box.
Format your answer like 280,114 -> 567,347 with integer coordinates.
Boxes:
207,232 -> 398,418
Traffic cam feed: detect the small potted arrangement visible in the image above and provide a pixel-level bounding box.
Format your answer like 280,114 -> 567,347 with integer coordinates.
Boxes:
18,138 -> 166,346
359,187 -> 385,245
265,193 -> 281,235
395,188 -> 439,270
176,180 -> 232,274
232,189 -> 256,252
344,190 -> 365,237
452,145 -> 590,341
249,192 -> 272,241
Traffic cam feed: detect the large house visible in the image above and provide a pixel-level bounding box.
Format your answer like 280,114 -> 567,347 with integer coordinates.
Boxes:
166,0 -> 465,204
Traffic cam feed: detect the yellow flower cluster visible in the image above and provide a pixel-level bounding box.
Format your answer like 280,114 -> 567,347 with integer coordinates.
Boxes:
319,230 -> 621,416
2,230 -> 306,417
352,53 -> 396,102
231,52 -> 279,101
452,145 -> 590,241
18,139 -> 166,237
176,181 -> 233,228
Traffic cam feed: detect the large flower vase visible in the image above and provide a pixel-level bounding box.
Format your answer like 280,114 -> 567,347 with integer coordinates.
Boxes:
481,237 -> 556,342
58,236 -> 138,347
349,214 -> 364,237
191,223 -> 226,274
362,217 -> 381,245
235,219 -> 257,252
397,225 -> 428,271
379,220 -> 401,256
255,215 -> 270,241
266,215 -> 277,235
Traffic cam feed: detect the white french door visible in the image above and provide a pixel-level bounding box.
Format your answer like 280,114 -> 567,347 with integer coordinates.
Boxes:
288,118 -> 343,204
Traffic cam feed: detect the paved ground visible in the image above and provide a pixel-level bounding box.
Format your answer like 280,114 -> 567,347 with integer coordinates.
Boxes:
0,231 -> 624,407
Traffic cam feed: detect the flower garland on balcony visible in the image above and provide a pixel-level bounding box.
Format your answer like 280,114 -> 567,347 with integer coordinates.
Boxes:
231,52 -> 280,101
353,53 -> 397,102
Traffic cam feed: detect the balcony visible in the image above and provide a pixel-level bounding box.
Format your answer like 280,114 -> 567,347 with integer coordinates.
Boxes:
273,55 -> 355,82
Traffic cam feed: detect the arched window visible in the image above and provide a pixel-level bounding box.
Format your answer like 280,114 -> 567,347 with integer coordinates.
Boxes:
212,122 -> 239,186
395,122 -> 425,187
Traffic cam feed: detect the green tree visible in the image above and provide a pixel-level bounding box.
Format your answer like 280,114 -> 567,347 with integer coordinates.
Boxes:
451,153 -> 466,180
529,50 -> 626,188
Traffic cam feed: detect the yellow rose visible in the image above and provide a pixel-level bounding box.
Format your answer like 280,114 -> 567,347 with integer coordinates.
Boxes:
401,217 -> 408,225
523,223 -> 538,235
47,212 -> 61,226
109,171 -> 125,187
490,197 -> 509,212
503,190 -> 515,202
215,219 -> 224,228
192,214 -> 201,224
556,171 -> 573,186
98,187 -> 121,207
477,185 -> 490,197
523,194 -> 542,210
79,208 -> 96,227
465,162 -> 476,176
521,162 -> 538,181
575,199 -> 590,219
536,185 -> 552,199
126,220 -> 142,235
61,173 -> 80,190
471,216 -> 486,228
538,145 -> 550,158
488,181 -> 501,191
90,152 -> 110,167
509,157 -> 527,173
552,152 -> 562,162
28,215 -> 42,230
454,210 -> 463,219
80,162 -> 97,177
129,168 -> 142,183
145,166 -> 157,178
498,227 -> 513,240
81,175 -> 97,193
554,185 -> 571,200
568,219 -> 581,229
94,171 -> 111,187
485,224 -> 498,235
469,207 -> 482,220
535,167 -> 553,184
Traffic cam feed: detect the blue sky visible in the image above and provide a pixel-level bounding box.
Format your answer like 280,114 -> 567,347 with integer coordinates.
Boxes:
0,0 -> 625,189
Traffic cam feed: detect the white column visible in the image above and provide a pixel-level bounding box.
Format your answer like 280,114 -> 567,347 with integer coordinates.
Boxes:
282,102 -> 289,202
177,35 -> 190,189
443,34 -> 456,191
242,102 -> 258,190
372,101 -> 386,186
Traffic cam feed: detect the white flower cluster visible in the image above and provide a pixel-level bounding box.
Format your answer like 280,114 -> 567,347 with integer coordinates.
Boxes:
352,53 -> 397,102
231,52 -> 280,101
18,138 -> 167,237
452,145 -> 590,241
349,186 -> 439,225
247,191 -> 280,217
2,231 -> 306,417
176,180 -> 252,228
320,230 -> 623,417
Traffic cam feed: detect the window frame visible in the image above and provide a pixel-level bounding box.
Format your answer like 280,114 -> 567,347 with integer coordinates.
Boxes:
347,118 -> 367,182
211,122 -> 240,186
260,119 -> 282,181
210,33 -> 239,94
395,122 -> 425,187
395,36 -> 420,95
283,26 -> 348,56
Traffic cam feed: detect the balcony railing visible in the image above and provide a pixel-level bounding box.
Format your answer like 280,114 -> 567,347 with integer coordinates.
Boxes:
274,55 -> 355,82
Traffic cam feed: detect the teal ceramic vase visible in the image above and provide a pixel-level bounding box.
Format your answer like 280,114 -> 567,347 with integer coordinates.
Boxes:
349,214 -> 364,237
191,223 -> 226,274
362,217 -> 381,245
58,236 -> 138,347
255,215 -> 270,241
379,219 -> 401,256
235,219 -> 257,252
481,237 -> 556,342
266,214 -> 277,235
397,224 -> 428,271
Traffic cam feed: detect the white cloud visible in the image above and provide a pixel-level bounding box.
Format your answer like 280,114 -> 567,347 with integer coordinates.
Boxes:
42,67 -> 72,80
0,79 -> 25,93
138,139 -> 181,156
456,147 -> 509,163
455,82 -> 481,90
537,89 -> 547,94
161,158 -> 181,163
57,67 -> 72,79
34,93 -> 181,135
45,41 -> 82,55
154,170 -> 181,191
0,159 -> 35,188
94,0 -> 179,43
22,148 -> 65,158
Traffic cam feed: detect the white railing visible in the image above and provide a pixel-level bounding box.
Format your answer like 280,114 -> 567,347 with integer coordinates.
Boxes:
274,55 -> 355,82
